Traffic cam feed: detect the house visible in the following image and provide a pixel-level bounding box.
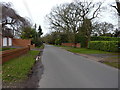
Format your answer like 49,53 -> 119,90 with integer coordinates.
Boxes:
0,28 -> 35,48
0,32 -> 2,47
1,28 -> 13,47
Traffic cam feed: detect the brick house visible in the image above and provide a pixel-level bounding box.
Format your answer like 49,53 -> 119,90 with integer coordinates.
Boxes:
1,28 -> 13,47
0,28 -> 35,48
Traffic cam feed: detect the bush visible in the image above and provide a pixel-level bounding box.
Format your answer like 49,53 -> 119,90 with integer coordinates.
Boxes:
91,36 -> 119,41
76,36 -> 87,48
88,41 -> 119,52
55,39 -> 61,45
32,38 -> 43,47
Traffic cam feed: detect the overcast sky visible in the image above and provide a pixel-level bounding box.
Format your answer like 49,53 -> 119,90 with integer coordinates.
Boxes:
0,0 -> 118,35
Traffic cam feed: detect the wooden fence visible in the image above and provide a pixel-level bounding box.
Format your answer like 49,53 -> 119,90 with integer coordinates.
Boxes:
1,46 -> 30,63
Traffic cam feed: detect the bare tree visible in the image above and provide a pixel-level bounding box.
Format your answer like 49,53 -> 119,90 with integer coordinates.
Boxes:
46,1 -> 102,47
111,0 -> 120,16
92,22 -> 114,36
74,0 -> 102,47
1,2 -> 31,37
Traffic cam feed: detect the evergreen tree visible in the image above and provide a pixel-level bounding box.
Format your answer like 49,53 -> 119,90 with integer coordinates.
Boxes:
38,25 -> 43,37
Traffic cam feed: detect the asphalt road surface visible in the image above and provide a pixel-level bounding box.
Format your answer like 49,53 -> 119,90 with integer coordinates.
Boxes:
39,45 -> 118,88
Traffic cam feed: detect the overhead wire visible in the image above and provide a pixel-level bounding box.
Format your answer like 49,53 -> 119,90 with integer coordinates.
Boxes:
22,0 -> 34,23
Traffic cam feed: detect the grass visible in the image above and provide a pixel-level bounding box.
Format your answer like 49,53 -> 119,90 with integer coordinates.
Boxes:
104,62 -> 120,69
2,50 -> 40,83
55,45 -> 112,54
0,48 -> 15,51
55,45 -> 120,69
64,47 -> 112,54
102,56 -> 120,69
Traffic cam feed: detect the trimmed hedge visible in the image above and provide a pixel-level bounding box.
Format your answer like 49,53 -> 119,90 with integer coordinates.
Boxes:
75,36 -> 119,48
88,41 -> 119,52
91,36 -> 119,41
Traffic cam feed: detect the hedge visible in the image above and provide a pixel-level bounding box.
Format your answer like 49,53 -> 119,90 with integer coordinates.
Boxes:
91,36 -> 119,41
75,36 -> 119,48
88,41 -> 119,52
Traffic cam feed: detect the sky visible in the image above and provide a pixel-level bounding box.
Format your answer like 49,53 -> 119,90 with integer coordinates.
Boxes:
0,0 -> 118,35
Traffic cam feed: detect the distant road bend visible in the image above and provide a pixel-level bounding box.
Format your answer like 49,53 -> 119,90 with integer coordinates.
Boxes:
39,45 -> 118,88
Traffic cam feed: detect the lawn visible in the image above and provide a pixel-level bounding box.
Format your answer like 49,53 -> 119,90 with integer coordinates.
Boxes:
2,50 -> 40,83
65,47 -> 112,54
55,45 -> 112,54
104,62 -> 120,69
0,47 -> 15,51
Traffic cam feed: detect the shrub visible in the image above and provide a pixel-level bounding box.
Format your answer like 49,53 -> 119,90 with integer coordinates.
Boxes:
91,36 -> 119,41
76,36 -> 87,48
31,38 -> 43,47
55,39 -> 61,45
88,41 -> 119,52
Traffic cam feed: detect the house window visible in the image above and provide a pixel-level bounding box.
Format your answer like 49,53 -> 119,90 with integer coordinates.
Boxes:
3,37 -> 7,46
9,38 -> 12,46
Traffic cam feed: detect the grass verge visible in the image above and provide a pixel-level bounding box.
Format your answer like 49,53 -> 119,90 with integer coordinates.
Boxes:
2,50 -> 40,83
104,62 -> 120,69
55,45 -> 112,54
0,48 -> 15,51
55,45 -> 119,69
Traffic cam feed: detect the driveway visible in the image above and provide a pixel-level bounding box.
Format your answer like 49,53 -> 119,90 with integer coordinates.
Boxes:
39,45 -> 118,88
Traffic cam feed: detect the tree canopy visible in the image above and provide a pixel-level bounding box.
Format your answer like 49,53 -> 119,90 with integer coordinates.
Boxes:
46,0 -> 102,47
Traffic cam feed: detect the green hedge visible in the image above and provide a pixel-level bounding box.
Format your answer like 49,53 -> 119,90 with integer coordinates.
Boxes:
91,36 -> 119,41
75,36 -> 119,48
88,41 -> 119,52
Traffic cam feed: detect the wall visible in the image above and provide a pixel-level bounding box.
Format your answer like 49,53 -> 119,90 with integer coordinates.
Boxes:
30,44 -> 35,48
12,38 -> 31,47
1,47 -> 30,63
62,43 -> 81,48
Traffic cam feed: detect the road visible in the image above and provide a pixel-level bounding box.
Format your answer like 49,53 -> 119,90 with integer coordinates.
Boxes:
38,45 -> 118,88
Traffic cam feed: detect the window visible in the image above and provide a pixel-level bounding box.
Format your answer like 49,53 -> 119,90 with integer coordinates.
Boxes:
9,38 -> 12,46
3,37 -> 7,46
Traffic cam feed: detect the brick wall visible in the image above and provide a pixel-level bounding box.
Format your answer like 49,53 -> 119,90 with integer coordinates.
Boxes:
30,44 -> 35,48
12,38 -> 31,47
1,47 -> 30,63
62,43 -> 81,48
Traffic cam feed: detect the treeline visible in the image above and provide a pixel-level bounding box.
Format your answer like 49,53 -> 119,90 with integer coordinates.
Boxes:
43,0 -> 119,49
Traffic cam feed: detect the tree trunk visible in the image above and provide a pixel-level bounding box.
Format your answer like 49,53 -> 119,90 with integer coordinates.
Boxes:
86,36 -> 90,48
73,34 -> 77,48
